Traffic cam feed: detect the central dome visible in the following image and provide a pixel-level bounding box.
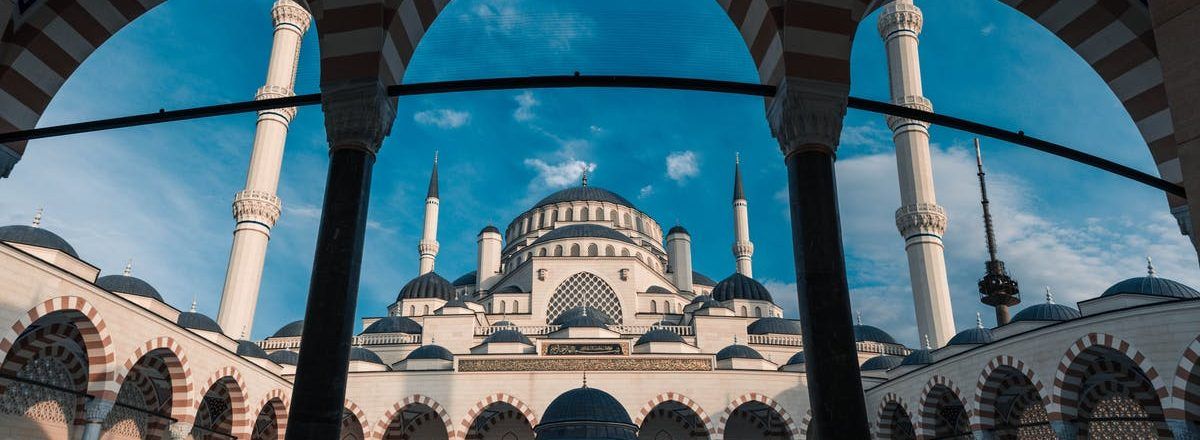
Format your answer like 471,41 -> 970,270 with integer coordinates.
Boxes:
533,185 -> 636,210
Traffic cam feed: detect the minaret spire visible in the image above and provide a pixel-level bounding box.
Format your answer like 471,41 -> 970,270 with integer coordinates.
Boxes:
427,150 -> 439,198
418,151 -> 441,275
975,139 -> 1020,325
731,154 -> 754,277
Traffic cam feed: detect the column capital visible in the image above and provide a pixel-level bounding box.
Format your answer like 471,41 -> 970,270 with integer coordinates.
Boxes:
878,1 -> 923,39
895,202 -> 947,238
256,85 -> 298,122
83,398 -> 115,422
272,0 -> 311,34
321,80 -> 396,155
767,78 -> 849,157
167,422 -> 194,440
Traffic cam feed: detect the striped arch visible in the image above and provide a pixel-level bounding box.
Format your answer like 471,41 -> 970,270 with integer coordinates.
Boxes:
0,322 -> 89,393
374,394 -> 456,440
716,392 -> 802,436
632,392 -> 716,436
254,388 -> 291,438
192,366 -> 250,430
798,409 -> 812,438
1049,332 -> 1170,422
1170,334 -> 1200,421
874,392 -> 915,439
0,296 -> 117,400
916,375 -> 970,439
971,355 -> 1048,431
114,336 -> 193,422
459,392 -> 539,434
344,398 -> 373,439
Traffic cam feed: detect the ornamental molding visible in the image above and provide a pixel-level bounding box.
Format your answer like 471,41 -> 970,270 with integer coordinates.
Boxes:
167,422 -> 194,440
733,241 -> 755,257
419,241 -> 440,256
256,85 -> 297,122
321,80 -> 396,154
83,398 -> 115,422
878,1 -> 923,38
767,78 -> 849,156
457,357 -> 712,372
233,190 -> 282,227
885,95 -> 933,132
272,0 -> 311,33
895,203 -> 947,238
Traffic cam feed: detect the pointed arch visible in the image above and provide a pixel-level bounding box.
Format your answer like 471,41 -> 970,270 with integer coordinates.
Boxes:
1050,332 -> 1171,437
192,366 -> 250,433
0,296 -> 117,400
375,394 -> 456,440
1173,334 -> 1200,421
458,392 -> 540,435
717,392 -> 801,437
972,355 -> 1050,434
916,375 -> 970,439
114,336 -> 194,424
875,393 -> 915,440
343,398 -> 371,439
545,271 -> 623,324
633,391 -> 716,435
252,389 -> 290,440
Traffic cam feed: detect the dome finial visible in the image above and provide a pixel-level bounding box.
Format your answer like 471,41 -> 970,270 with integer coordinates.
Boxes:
581,164 -> 589,187
31,207 -> 43,227
976,312 -> 983,329
240,325 -> 247,339
123,259 -> 133,276
856,311 -> 863,326
190,295 -> 198,313
1044,286 -> 1054,304
733,335 -> 738,345
1146,256 -> 1156,277
923,334 -> 932,350
582,371 -> 588,388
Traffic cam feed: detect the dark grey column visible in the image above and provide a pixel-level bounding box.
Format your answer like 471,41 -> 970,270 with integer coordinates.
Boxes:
287,80 -> 395,440
769,78 -> 871,439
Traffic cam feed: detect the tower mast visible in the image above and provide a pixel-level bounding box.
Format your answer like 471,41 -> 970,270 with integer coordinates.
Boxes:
975,139 -> 1020,324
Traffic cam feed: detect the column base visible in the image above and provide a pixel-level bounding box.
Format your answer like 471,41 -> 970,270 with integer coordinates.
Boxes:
1168,420 -> 1200,440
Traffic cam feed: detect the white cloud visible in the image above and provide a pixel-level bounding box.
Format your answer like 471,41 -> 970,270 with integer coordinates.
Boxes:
513,91 -> 539,121
665,151 -> 700,183
639,185 -> 654,199
981,24 -> 997,36
413,108 -> 470,129
523,158 -> 595,188
839,121 -> 892,153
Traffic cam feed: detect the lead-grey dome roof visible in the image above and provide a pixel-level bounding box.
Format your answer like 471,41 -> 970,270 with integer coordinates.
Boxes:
635,329 -> 685,345
947,327 -> 994,345
712,273 -> 773,302
452,271 -> 477,287
349,347 -> 384,364
532,224 -> 636,246
484,329 -> 533,345
747,317 -> 803,335
862,355 -> 904,371
692,271 -> 717,286
97,275 -> 163,301
784,351 -> 805,365
716,344 -> 764,360
362,316 -> 423,334
271,320 -> 304,338
177,312 -> 222,333
406,344 -> 454,361
667,225 -> 689,235
236,340 -> 269,359
645,285 -> 672,294
535,387 -> 638,440
533,186 -> 636,210
551,306 -> 613,325
854,325 -> 899,345
558,308 -> 610,329
267,350 -> 299,365
0,225 -> 78,257
397,272 -> 455,301
1011,303 -> 1081,323
900,349 -> 933,366
1101,276 -> 1200,299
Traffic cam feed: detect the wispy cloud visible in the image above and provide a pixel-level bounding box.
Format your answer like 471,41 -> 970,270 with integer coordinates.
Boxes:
639,185 -> 654,199
413,108 -> 470,129
981,24 -> 997,36
839,121 -> 892,154
513,91 -> 539,121
666,151 -> 700,184
523,158 -> 595,188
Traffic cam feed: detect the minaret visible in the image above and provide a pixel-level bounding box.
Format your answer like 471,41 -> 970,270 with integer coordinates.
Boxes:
418,152 -> 440,275
476,225 -> 502,291
975,139 -> 1020,325
732,154 -> 754,277
666,225 -> 694,293
216,0 -> 310,337
879,0 -> 956,346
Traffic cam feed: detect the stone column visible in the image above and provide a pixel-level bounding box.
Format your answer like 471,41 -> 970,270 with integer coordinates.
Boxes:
167,422 -> 193,440
216,0 -> 311,338
79,399 -> 114,440
769,77 -> 871,439
878,0 -> 956,346
1168,420 -> 1200,440
1149,1 -> 1200,260
285,79 -> 395,440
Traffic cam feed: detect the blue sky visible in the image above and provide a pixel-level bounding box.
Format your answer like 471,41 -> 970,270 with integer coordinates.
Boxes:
2,0 -> 1196,344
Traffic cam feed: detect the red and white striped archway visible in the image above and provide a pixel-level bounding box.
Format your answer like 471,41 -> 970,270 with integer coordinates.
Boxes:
0,296 -> 117,400
458,392 -> 539,437
716,392 -> 802,437
874,392 -> 915,439
971,355 -> 1048,432
1049,332 -> 1171,423
632,391 -> 716,436
253,388 -> 291,440
373,393 -> 456,440
916,375 -> 970,439
114,336 -> 194,423
192,365 -> 250,433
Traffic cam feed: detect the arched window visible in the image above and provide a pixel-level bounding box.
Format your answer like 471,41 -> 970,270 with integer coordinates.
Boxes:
538,212 -> 545,228
539,248 -> 548,256
650,301 -> 657,313
566,209 -> 574,222
570,244 -> 581,256
587,244 -> 599,256
409,305 -> 415,315
605,245 -> 616,256
636,217 -> 644,233
424,305 -> 430,315
623,213 -> 632,228
594,207 -> 603,220
754,307 -> 762,317
581,207 -> 590,221
546,272 -> 624,323
554,245 -> 564,256
499,301 -> 507,314
621,249 -> 630,257
665,302 -> 673,314
610,210 -> 618,225
512,300 -> 519,312
551,209 -> 559,225
740,306 -> 747,316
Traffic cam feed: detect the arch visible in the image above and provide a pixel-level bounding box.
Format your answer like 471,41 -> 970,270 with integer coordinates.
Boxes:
717,392 -> 801,437
512,300 -> 519,313
0,321 -> 91,433
971,355 -> 1050,435
565,209 -> 574,222
343,398 -> 371,440
251,389 -> 290,440
581,208 -> 590,221
798,409 -> 812,439
553,245 -> 563,256
754,307 -> 762,318
587,243 -> 599,256
621,248 -> 631,257
1050,333 -> 1171,437
605,245 -> 616,256
545,271 -> 624,324
916,375 -> 970,439
424,305 -> 430,315
1171,334 -> 1200,422
0,296 -> 117,400
499,302 -> 506,314
739,306 -> 748,317
192,366 -> 250,436
650,300 -> 658,313
538,248 -> 547,257
624,213 -> 633,228
375,394 -> 455,440
569,243 -> 581,256
114,336 -> 194,422
610,210 -> 618,226
458,392 -> 540,438
594,207 -> 604,220
634,392 -> 716,436
874,393 -> 915,440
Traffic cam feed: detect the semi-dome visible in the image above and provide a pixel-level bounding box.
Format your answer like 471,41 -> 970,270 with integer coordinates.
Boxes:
692,271 -> 717,286
747,317 -> 803,335
267,350 -> 299,365
535,386 -> 638,440
0,225 -> 78,257
451,271 -> 477,287
716,344 -> 764,361
236,340 -> 269,359
397,272 -> 455,301
635,329 -> 685,345
645,285 -> 672,294
271,320 -> 304,338
854,325 -> 899,345
533,186 -> 636,210
96,274 -> 163,301
551,306 -> 612,325
531,224 -> 636,246
900,349 -> 933,366
1011,303 -> 1081,323
784,351 -> 805,365
712,273 -> 773,302
558,309 -> 610,329
862,355 -> 904,371
406,344 -> 454,361
177,312 -> 222,333
667,225 -> 689,235
947,327 -> 995,345
495,285 -> 523,293
484,329 -> 533,345
362,316 -> 423,334
349,347 -> 384,364
441,295 -> 469,309
1101,275 -> 1200,299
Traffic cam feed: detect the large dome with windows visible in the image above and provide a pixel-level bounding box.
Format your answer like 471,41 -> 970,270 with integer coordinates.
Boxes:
532,185 -> 636,211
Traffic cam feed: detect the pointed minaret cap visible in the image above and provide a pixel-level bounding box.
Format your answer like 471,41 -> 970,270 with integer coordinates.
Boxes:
426,151 -> 439,199
733,153 -> 746,201
123,259 -> 133,276
1146,256 -> 1156,277
31,208 -> 43,228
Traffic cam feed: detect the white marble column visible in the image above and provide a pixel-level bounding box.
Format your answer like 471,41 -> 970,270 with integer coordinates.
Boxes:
879,0 -> 956,346
216,0 -> 310,338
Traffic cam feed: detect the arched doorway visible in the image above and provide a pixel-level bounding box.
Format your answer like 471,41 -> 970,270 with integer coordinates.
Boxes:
876,401 -> 914,440
465,401 -> 535,440
638,400 -> 709,440
724,401 -> 791,440
252,397 -> 287,440
381,403 -> 450,440
104,348 -> 185,438
920,385 -> 970,440
976,365 -> 1053,439
342,408 -> 366,440
193,376 -> 243,440
1058,344 -> 1170,438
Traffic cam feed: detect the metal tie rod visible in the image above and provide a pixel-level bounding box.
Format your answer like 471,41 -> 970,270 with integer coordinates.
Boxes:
0,75 -> 1182,198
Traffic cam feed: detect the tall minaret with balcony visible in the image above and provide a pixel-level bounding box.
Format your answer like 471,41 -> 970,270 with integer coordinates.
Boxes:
879,0 -> 956,346
732,154 -> 754,277
418,153 -> 440,275
216,0 -> 310,338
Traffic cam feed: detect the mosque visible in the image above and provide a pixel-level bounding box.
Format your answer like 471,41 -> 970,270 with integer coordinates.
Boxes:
3,0 -> 1200,439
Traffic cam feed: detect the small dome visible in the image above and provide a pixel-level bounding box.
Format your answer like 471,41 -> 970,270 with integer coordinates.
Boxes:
667,225 -> 689,235
362,316 -> 423,334
1101,276 -> 1200,299
0,225 -> 78,257
688,295 -> 721,309
536,387 -> 638,440
531,224 -> 636,246
854,325 -> 899,345
645,285 -> 672,294
441,295 -> 469,309
558,309 -> 610,329
349,347 -> 384,364
177,312 -> 223,333
1011,303 -> 1081,323
692,271 -> 717,286
492,320 -> 516,327
716,344 -> 764,361
271,320 -> 305,338
551,307 -> 613,325
533,186 -> 637,210
900,349 -> 933,366
406,344 -> 454,361
784,351 -> 806,365
747,317 -> 802,335
862,355 -> 904,371
479,225 -> 501,235
452,271 -> 477,287
947,327 -> 994,345
484,329 -> 533,345
635,329 -> 685,345
712,273 -> 773,302
495,285 -> 523,293
267,350 -> 299,365
96,275 -> 163,301
398,272 -> 455,301
236,340 -> 269,359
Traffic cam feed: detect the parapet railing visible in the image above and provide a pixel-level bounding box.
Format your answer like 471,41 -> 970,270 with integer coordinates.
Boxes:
257,333 -> 422,349
747,334 -> 804,346
473,324 -> 695,337
474,325 -> 561,336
